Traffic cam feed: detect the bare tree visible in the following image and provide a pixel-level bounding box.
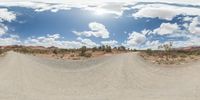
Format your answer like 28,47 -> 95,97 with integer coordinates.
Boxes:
158,42 -> 173,61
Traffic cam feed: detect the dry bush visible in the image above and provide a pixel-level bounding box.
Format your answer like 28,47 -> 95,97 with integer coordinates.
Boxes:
79,46 -> 87,56
72,57 -> 81,60
0,49 -> 6,56
84,52 -> 92,58
141,42 -> 200,65
0,49 -> 3,54
70,54 -> 75,57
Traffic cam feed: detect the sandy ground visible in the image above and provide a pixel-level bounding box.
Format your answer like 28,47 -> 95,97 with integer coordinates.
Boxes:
0,51 -> 200,100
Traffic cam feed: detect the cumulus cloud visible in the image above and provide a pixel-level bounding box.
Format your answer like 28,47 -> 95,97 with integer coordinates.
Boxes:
73,22 -> 110,38
188,17 -> 200,35
144,40 -> 161,49
24,34 -> 98,48
132,4 -> 200,20
123,32 -> 146,48
0,8 -> 16,36
0,35 -> 21,46
101,40 -> 118,47
0,2 -> 72,13
1,0 -> 200,5
0,0 -> 135,7
34,4 -> 71,12
183,16 -> 193,22
0,24 -> 8,35
77,37 -> 99,48
0,1 -> 199,49
0,1 -> 132,15
0,8 -> 16,22
153,23 -> 179,35
1,1 -> 200,17
24,34 -> 61,47
165,34 -> 200,48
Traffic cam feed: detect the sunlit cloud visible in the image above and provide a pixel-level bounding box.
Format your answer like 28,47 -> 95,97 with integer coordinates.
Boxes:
0,0 -> 200,49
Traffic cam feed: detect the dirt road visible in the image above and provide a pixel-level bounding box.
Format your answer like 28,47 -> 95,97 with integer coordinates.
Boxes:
0,51 -> 200,100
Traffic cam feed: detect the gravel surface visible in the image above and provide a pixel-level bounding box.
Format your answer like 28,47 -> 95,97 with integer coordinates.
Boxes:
0,51 -> 200,100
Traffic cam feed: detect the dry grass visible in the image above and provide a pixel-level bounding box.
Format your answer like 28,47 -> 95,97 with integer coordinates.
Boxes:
140,50 -> 200,65
10,46 -> 130,60
34,50 -> 126,60
0,49 -> 6,57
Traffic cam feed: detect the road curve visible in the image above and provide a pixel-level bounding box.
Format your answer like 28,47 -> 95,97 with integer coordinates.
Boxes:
0,51 -> 200,100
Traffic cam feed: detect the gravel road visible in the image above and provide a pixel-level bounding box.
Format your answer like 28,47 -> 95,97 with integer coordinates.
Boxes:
0,51 -> 200,100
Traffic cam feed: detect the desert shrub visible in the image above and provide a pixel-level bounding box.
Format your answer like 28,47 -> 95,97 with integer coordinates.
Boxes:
105,45 -> 112,52
57,49 -> 69,54
172,54 -> 178,58
98,45 -> 106,51
133,49 -> 137,52
0,49 -> 5,55
70,54 -> 75,57
60,54 -> 65,59
84,52 -> 92,58
113,47 -> 117,50
92,47 -> 97,52
52,49 -> 58,54
118,46 -> 126,51
72,57 -> 81,60
146,48 -> 152,55
0,49 -> 3,54
197,51 -> 200,55
158,42 -> 173,60
193,50 -> 200,55
79,46 -> 87,56
179,54 -> 187,58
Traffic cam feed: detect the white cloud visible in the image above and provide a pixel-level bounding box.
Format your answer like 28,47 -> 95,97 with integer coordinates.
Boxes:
144,33 -> 200,49
34,4 -> 71,12
169,35 -> 200,48
0,8 -> 16,36
0,1 -> 200,17
0,35 -> 21,46
123,32 -> 146,48
0,1 -> 132,15
101,40 -> 118,47
153,23 -> 179,35
132,4 -> 200,20
144,40 -> 161,49
0,2 -> 72,13
85,2 -> 127,17
24,34 -> 62,47
140,0 -> 200,5
0,24 -> 8,35
0,0 -> 135,6
24,34 -> 98,48
77,37 -> 99,48
1,0 -> 200,5
183,16 -> 193,22
0,8 -> 16,22
133,7 -> 177,20
73,22 -> 110,38
183,23 -> 189,28
188,17 -> 200,35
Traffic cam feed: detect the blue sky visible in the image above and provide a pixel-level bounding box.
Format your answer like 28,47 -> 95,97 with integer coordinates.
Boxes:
0,0 -> 200,49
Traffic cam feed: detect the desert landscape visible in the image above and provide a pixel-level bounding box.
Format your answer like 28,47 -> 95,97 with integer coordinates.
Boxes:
0,45 -> 200,100
1,0 -> 200,100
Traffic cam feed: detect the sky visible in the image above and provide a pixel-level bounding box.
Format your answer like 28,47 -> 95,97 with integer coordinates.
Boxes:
0,0 -> 200,49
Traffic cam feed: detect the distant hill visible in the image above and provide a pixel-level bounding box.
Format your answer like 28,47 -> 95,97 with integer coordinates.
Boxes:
176,46 -> 200,51
0,45 -> 47,50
